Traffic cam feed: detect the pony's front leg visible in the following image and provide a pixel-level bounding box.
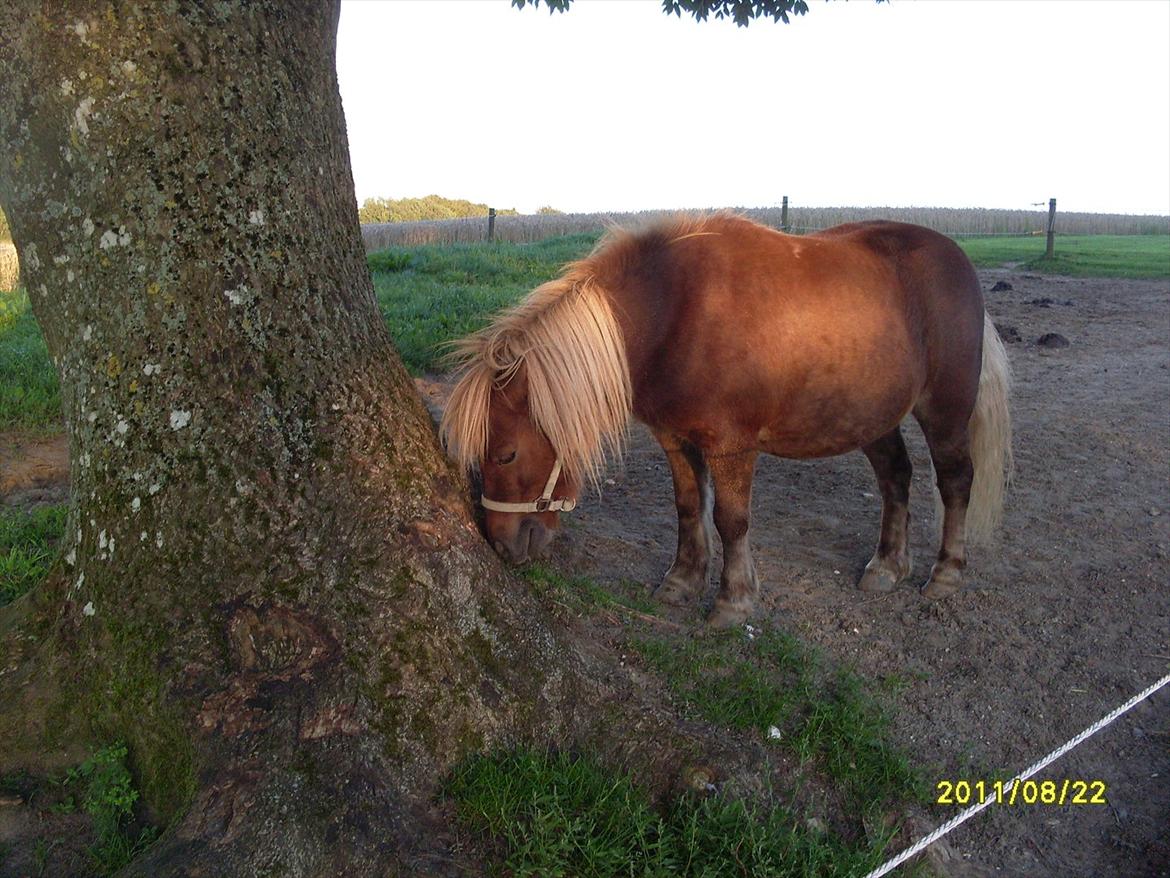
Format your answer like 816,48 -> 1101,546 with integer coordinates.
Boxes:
653,436 -> 713,607
706,450 -> 760,628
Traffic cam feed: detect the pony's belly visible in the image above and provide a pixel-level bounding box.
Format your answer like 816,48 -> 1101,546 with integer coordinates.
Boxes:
756,397 -> 912,459
756,427 -> 873,459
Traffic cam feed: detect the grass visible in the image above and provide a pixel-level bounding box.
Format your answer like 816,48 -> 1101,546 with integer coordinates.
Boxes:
57,743 -> 159,876
370,234 -> 598,373
956,234 -> 1170,279
476,565 -> 925,875
521,561 -> 661,617
0,504 -> 67,607
446,748 -> 895,878
2,745 -> 158,877
631,629 -> 924,813
0,288 -> 60,431
522,567 -> 923,812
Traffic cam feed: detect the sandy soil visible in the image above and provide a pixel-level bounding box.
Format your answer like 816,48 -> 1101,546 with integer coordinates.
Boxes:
4,269 -> 1167,877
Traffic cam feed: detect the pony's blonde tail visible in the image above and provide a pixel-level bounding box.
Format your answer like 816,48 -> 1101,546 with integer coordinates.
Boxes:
967,312 -> 1014,542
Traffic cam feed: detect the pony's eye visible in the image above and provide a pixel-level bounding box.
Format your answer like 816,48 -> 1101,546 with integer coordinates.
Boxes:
494,450 -> 517,466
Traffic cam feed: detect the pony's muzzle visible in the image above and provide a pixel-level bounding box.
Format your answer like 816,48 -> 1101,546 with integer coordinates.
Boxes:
492,516 -> 554,564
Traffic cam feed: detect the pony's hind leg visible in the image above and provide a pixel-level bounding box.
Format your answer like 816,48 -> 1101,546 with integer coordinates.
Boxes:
705,450 -> 760,628
858,428 -> 914,593
653,434 -> 713,606
917,421 -> 975,599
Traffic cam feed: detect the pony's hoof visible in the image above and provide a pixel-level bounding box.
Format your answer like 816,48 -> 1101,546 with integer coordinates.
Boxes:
654,572 -> 704,607
705,599 -> 752,628
858,568 -> 898,593
858,556 -> 911,593
922,566 -> 962,600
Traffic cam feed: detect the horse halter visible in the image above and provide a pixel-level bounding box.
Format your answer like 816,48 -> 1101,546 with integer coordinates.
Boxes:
479,457 -> 577,514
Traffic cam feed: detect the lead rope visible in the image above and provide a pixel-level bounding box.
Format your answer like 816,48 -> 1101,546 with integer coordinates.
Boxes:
862,671 -> 1170,878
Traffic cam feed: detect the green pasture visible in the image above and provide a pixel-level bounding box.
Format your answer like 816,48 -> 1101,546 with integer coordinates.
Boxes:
956,234 -> 1170,278
2,232 -> 1166,433
369,232 -> 599,373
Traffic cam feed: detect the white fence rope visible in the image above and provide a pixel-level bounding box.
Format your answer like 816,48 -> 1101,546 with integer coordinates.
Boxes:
862,671 -> 1170,878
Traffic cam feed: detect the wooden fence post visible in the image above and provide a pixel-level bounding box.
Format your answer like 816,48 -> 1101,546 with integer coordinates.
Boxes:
488,207 -> 496,242
1045,197 -> 1056,258
781,196 -> 789,233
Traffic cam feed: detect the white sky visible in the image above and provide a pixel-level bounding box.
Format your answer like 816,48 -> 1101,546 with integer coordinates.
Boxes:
336,0 -> 1170,216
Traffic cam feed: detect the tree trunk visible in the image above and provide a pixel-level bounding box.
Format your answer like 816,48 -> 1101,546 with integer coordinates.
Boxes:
0,3 -> 665,873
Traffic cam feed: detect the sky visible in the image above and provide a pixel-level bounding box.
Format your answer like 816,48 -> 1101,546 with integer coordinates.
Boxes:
336,0 -> 1170,217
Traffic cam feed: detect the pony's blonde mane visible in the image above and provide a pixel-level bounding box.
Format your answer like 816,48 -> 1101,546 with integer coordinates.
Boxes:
440,258 -> 632,489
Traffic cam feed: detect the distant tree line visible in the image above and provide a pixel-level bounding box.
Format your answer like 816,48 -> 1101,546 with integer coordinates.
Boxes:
357,194 -> 521,224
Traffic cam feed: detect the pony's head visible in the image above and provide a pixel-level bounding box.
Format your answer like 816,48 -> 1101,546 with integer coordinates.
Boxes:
476,363 -> 578,562
440,266 -> 631,564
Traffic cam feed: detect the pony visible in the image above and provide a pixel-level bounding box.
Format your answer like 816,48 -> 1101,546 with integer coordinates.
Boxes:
441,213 -> 1012,627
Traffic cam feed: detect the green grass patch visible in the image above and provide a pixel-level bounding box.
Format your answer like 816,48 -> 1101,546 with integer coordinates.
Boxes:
0,504 -> 67,606
447,748 -> 893,877
51,743 -> 157,876
631,629 -> 924,812
0,288 -> 61,431
369,234 -> 599,374
515,565 -> 921,815
521,561 -> 660,616
956,234 -> 1170,279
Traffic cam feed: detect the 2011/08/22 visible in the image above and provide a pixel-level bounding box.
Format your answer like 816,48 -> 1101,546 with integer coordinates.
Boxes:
936,779 -> 1107,807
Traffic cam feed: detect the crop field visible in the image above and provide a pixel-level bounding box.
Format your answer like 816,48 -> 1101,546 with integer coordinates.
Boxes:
361,204 -> 1169,250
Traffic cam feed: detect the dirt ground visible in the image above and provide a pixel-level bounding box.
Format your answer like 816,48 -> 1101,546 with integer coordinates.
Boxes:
3,269 -> 1167,877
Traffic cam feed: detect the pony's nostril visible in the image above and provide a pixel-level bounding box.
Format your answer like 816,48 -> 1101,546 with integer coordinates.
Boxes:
493,538 -> 528,565
528,522 -> 554,559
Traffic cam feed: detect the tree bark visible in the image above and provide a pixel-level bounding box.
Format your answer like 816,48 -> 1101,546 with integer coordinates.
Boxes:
0,3 -> 664,873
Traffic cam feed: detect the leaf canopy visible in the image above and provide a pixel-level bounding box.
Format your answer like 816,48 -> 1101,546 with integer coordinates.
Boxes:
512,0 -> 822,27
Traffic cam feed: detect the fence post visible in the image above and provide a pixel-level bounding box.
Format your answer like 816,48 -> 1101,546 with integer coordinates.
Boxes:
1045,198 -> 1056,258
487,207 -> 496,242
781,196 -> 789,233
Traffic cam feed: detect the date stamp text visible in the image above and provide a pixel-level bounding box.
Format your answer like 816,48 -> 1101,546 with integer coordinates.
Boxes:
936,779 -> 1107,807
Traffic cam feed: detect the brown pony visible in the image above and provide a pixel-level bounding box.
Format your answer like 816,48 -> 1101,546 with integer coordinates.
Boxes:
442,214 -> 1012,627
